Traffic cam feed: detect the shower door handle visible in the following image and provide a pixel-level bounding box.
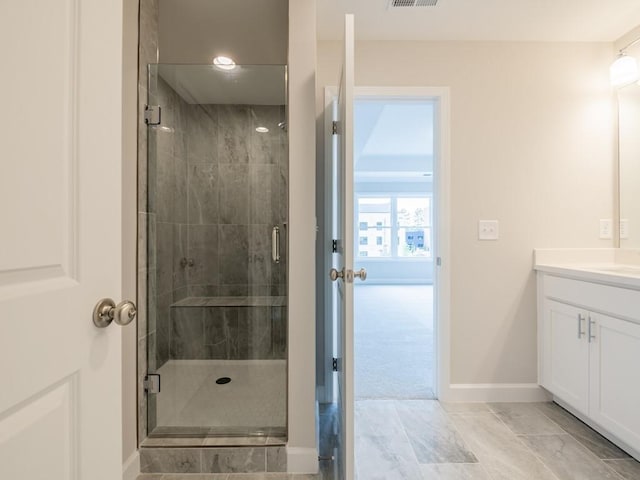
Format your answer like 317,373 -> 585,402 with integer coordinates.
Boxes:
272,226 -> 280,264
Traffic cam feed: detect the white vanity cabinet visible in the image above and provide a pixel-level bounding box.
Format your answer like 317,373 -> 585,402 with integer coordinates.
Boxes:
537,271 -> 640,459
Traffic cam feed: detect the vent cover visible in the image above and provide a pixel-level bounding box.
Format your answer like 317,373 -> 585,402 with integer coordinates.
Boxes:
389,0 -> 438,7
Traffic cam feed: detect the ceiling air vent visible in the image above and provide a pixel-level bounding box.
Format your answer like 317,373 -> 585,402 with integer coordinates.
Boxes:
389,0 -> 439,7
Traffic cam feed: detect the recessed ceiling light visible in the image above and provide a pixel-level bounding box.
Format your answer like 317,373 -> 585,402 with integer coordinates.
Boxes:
256,126 -> 269,133
213,56 -> 236,71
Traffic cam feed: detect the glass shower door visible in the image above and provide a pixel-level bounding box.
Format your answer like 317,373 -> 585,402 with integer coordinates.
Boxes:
144,64 -> 288,440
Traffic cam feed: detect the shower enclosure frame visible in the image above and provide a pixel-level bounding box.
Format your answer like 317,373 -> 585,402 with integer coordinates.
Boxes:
137,62 -> 289,446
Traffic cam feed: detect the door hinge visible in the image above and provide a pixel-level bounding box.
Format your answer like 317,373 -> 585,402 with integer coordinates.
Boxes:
144,374 -> 161,393
332,121 -> 339,135
332,357 -> 338,372
436,257 -> 442,267
332,239 -> 338,253
144,105 -> 162,126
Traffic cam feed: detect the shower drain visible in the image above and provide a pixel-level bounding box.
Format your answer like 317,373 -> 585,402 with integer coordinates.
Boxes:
215,377 -> 232,385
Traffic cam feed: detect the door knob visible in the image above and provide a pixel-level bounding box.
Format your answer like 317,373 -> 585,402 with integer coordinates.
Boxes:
353,268 -> 367,281
93,298 -> 137,328
329,268 -> 344,282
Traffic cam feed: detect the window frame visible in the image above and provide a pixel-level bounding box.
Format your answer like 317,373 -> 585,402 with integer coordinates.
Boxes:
355,193 -> 433,261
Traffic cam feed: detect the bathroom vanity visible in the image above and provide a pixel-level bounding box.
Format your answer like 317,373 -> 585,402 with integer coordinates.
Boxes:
535,249 -> 640,461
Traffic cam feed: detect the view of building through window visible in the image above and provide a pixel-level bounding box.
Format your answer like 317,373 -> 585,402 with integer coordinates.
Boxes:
357,196 -> 431,258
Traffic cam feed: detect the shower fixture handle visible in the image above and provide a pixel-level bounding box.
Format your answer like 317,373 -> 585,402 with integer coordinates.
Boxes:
93,298 -> 137,328
272,226 -> 280,264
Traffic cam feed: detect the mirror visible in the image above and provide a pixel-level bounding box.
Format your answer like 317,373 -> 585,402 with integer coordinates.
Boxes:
618,82 -> 640,247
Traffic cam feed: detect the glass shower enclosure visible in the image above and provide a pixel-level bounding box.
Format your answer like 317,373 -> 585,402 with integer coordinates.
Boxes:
144,64 -> 288,440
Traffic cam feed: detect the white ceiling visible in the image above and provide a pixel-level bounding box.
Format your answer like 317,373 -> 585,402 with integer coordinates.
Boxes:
355,100 -> 434,182
317,0 -> 640,42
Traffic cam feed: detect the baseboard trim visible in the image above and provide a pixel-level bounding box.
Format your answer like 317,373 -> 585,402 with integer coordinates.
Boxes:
441,383 -> 552,403
122,450 -> 140,480
286,446 -> 318,474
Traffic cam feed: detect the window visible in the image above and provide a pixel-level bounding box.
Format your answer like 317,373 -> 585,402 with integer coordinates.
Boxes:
356,195 -> 432,259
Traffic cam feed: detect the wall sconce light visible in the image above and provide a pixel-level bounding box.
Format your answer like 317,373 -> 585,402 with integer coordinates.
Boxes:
611,38 -> 640,87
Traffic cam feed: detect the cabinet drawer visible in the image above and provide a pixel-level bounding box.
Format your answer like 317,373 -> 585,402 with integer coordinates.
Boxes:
543,275 -> 640,323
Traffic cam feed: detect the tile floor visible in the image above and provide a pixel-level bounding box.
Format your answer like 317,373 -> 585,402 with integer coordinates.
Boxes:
137,401 -> 640,480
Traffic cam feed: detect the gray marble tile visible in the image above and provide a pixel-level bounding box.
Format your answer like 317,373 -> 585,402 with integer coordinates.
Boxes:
204,307 -> 238,359
188,163 -> 220,225
450,413 -> 556,480
189,284 -> 219,297
201,447 -> 266,473
173,224 -> 188,291
156,291 -> 172,367
440,403 -> 491,414
250,105 -> 282,165
202,436 -> 268,447
248,224 -> 272,287
219,163 -> 250,225
249,164 -> 276,225
156,222 -> 174,295
218,105 -> 250,164
520,434 -> 621,479
355,400 -> 423,480
266,446 -> 287,472
395,400 -> 477,464
488,402 -> 565,435
356,433 -> 423,480
213,285 -> 246,296
188,224 -> 219,286
246,306 -> 272,359
141,436 -> 204,447
135,475 -> 163,480
535,402 -> 630,459
163,475 -> 229,480
187,104 -> 218,163
219,225 -> 249,286
140,447 -> 201,473
420,463 -> 492,480
171,307 -> 205,359
603,459 -> 640,479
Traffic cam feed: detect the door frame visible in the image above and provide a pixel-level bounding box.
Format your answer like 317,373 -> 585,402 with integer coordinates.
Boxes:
322,86 -> 451,402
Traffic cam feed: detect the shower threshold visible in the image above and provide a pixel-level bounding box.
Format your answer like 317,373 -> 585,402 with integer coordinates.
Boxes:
143,359 -> 287,448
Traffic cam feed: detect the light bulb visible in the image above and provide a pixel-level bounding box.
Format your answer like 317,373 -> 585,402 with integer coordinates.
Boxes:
213,56 -> 236,71
610,53 -> 639,87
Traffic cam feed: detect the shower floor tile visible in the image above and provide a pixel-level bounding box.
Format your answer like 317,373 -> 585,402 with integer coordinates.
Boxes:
153,360 -> 286,431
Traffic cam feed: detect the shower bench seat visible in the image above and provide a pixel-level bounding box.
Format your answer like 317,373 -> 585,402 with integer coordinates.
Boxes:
167,296 -> 287,361
172,296 -> 287,308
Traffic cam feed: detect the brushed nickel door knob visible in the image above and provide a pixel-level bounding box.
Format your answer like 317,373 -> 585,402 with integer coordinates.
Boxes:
93,298 -> 137,328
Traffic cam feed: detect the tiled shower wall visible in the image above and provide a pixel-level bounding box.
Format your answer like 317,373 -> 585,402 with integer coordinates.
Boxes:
149,78 -> 288,370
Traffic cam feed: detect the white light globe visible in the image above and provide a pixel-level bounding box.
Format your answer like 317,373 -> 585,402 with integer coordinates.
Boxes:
610,54 -> 639,87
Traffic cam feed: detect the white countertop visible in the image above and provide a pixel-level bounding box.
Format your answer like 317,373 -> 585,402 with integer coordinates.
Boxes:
534,248 -> 640,289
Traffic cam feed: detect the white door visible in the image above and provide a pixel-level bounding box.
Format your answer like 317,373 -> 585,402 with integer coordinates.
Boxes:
589,312 -> 640,450
0,1 -> 126,479
331,13 -> 357,480
543,300 -> 590,415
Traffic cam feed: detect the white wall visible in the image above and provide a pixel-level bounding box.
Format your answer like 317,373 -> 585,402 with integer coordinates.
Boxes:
317,40 -> 616,387
288,0 -> 318,473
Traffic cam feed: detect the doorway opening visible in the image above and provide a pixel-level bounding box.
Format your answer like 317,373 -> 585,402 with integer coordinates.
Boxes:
353,98 -> 436,401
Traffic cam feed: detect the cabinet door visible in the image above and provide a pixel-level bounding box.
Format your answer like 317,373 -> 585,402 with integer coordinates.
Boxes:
542,300 -> 590,414
589,313 -> 640,451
